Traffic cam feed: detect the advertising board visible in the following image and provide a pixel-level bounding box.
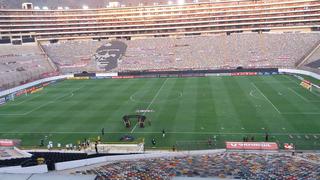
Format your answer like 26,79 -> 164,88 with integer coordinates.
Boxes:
226,142 -> 278,150
0,97 -> 6,105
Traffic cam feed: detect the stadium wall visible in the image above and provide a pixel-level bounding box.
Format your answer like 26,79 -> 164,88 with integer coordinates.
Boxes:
118,68 -> 279,78
55,149 -> 224,171
279,69 -> 320,80
0,73 -> 118,98
0,75 -> 73,98
0,164 -> 48,174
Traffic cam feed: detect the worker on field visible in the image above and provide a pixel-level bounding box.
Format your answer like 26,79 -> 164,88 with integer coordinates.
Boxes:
95,141 -> 98,154
208,137 -> 213,147
152,138 -> 156,146
265,132 -> 269,142
162,129 -> 166,138
101,128 -> 105,136
40,139 -> 44,147
251,136 -> 255,142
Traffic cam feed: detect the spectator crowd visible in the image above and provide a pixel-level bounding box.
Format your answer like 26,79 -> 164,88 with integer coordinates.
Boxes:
1,33 -> 320,90
74,151 -> 320,179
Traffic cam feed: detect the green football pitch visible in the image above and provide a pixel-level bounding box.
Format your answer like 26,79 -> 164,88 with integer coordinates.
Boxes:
0,75 -> 319,150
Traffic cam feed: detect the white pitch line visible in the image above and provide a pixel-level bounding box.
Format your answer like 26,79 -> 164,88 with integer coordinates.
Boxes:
281,112 -> 320,115
249,89 -> 265,101
284,75 -> 320,98
21,86 -> 84,115
9,93 -> 44,106
0,86 -> 84,116
22,101 -> 55,115
131,78 -> 169,133
288,87 -> 309,102
252,81 -> 293,84
1,131 -> 320,136
310,90 -> 320,98
251,82 -> 281,114
283,75 -> 300,85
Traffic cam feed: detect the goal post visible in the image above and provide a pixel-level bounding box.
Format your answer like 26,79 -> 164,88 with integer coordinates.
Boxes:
300,79 -> 312,91
299,78 -> 320,95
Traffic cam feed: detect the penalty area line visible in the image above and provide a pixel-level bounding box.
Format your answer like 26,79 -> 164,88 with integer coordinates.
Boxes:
288,87 -> 309,102
0,86 -> 84,116
281,112 -> 320,115
251,82 -> 281,114
284,75 -> 320,98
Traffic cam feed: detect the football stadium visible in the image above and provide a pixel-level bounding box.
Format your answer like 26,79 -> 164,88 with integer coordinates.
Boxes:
0,0 -> 320,179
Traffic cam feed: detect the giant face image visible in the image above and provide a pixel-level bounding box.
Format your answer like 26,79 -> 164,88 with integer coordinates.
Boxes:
93,41 -> 127,71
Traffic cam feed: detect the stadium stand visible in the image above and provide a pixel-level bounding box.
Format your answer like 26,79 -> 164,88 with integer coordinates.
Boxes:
1,32 -> 319,89
0,44 -> 55,90
29,152 -> 90,170
0,146 -> 36,168
41,40 -> 106,74
0,0 -> 319,41
298,41 -> 320,74
73,151 -> 320,179
298,153 -> 320,163
0,0 -> 318,83
6,151 -> 318,179
0,0 -> 183,9
120,33 -> 320,71
41,40 -> 127,74
41,33 -> 320,73
0,157 -> 37,168
0,0 -> 320,178
0,150 -> 114,170
0,147 -> 32,160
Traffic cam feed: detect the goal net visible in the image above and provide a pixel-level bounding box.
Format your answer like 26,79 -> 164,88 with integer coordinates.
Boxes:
300,80 -> 312,90
299,79 -> 320,95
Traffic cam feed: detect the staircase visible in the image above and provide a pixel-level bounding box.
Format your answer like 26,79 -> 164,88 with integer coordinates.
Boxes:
295,40 -> 320,68
36,41 -> 58,72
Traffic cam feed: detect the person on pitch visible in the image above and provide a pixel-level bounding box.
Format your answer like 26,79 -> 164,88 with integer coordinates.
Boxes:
265,132 -> 269,142
208,137 -> 213,147
152,138 -> 156,146
162,129 -> 166,138
101,128 -> 105,136
95,141 -> 98,154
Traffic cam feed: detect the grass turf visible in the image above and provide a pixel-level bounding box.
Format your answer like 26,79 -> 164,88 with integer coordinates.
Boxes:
0,75 -> 319,150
